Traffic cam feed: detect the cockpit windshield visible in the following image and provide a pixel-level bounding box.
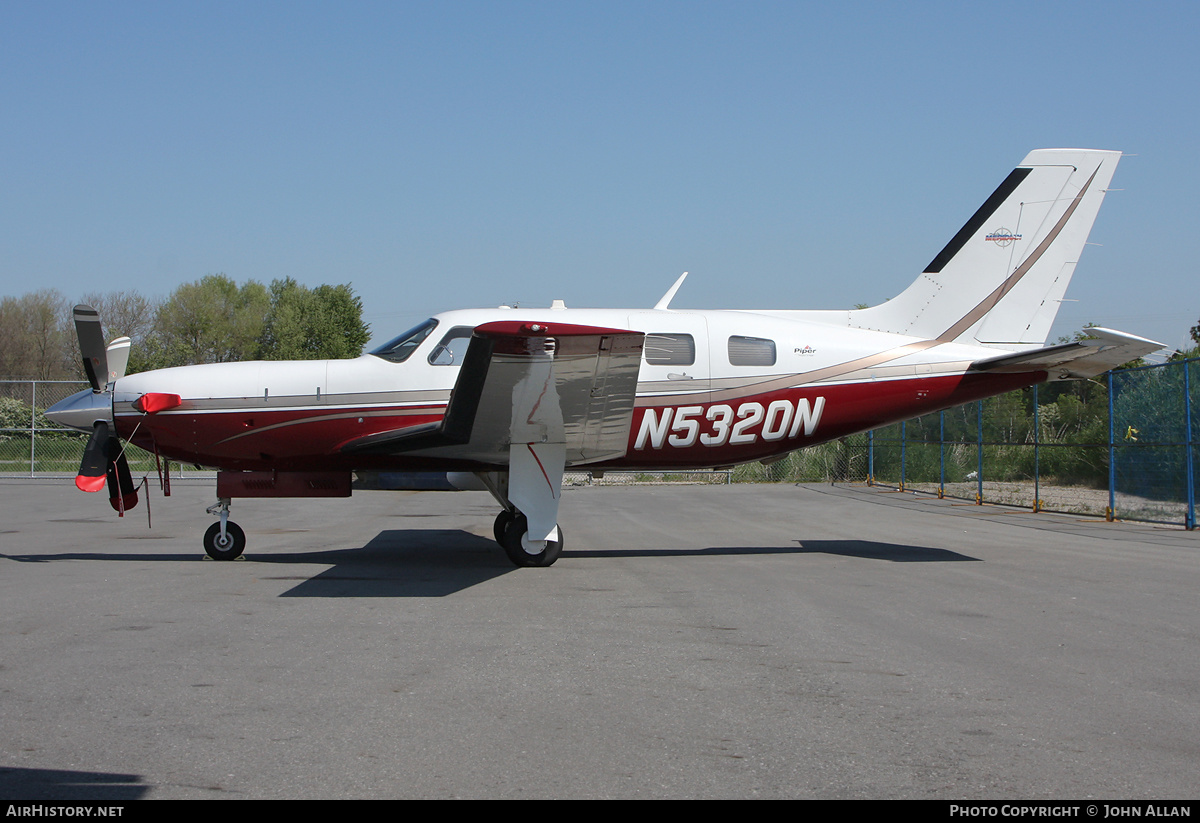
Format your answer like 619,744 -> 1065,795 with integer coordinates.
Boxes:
369,318 -> 439,363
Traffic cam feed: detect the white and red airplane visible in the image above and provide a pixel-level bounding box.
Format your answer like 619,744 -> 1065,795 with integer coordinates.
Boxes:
47,148 -> 1162,566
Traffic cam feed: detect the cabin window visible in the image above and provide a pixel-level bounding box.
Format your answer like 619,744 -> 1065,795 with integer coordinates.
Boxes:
728,335 -> 776,366
370,319 -> 439,363
428,326 -> 475,365
643,333 -> 695,366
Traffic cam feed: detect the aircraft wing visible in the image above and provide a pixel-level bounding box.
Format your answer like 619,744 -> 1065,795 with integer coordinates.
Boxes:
341,321 -> 645,465
970,327 -> 1164,380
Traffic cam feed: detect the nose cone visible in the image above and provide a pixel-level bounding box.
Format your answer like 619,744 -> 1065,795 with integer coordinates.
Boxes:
45,388 -> 113,432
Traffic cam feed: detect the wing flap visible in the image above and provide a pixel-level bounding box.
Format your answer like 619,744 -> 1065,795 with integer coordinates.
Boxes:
462,321 -> 645,465
341,322 -> 645,465
971,327 -> 1164,380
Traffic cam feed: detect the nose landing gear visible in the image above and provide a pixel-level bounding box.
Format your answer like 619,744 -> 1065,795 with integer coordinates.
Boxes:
203,498 -> 245,560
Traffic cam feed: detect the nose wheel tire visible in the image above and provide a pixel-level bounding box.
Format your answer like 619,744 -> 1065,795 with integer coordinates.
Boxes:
498,513 -> 563,567
204,521 -> 246,560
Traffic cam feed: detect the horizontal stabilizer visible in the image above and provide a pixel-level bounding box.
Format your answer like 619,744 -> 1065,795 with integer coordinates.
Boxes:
970,328 -> 1163,380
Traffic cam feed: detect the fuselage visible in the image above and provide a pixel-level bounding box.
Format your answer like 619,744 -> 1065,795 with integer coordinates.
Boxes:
98,306 -> 1043,473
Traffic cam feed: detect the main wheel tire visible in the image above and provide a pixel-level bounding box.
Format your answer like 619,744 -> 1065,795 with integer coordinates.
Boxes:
500,513 -> 563,567
493,509 -> 516,544
204,521 -> 246,560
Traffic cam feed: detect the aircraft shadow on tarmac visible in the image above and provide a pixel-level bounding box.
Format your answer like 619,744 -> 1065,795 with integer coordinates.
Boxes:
273,534 -> 980,596
792,540 -> 979,562
565,540 -> 980,563
272,529 -> 515,597
278,534 -> 979,597
0,530 -> 515,598
0,766 -> 149,801
0,533 -> 979,599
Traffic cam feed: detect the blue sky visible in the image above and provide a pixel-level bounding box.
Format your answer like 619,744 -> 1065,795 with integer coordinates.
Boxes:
3,1 -> 1198,351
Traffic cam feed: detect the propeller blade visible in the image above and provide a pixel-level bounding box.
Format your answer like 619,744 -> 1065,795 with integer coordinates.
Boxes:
76,420 -> 111,493
106,450 -> 139,512
73,305 -> 109,392
75,419 -> 139,511
106,336 -> 132,384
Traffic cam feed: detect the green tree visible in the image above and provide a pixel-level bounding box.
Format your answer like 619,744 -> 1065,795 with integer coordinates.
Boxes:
147,275 -> 269,368
258,278 -> 370,360
1172,317 -> 1200,360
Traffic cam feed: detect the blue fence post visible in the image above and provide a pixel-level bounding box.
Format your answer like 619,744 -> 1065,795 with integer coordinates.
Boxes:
939,409 -> 945,499
900,420 -> 906,491
1107,370 -> 1116,521
976,399 -> 984,504
1186,362 -> 1195,530
868,429 -> 874,486
1033,383 -> 1040,512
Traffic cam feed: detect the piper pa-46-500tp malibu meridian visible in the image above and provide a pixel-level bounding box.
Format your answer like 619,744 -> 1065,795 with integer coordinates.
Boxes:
48,148 -> 1162,567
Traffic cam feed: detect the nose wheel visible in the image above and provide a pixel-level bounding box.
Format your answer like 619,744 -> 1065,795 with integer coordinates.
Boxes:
494,511 -> 563,567
204,497 -> 245,560
203,521 -> 246,560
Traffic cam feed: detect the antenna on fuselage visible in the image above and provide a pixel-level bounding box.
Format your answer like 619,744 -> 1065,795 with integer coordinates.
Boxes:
653,272 -> 688,310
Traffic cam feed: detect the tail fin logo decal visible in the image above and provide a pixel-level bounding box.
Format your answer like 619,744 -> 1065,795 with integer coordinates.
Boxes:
985,227 -> 1022,247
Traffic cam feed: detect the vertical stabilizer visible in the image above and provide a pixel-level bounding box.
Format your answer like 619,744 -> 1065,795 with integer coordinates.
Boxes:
851,149 -> 1121,347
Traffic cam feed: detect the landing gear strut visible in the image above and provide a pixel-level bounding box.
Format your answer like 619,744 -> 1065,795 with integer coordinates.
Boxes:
204,497 -> 245,560
478,465 -> 565,568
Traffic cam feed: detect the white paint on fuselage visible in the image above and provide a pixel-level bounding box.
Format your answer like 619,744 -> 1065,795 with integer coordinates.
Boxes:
113,305 -> 1022,417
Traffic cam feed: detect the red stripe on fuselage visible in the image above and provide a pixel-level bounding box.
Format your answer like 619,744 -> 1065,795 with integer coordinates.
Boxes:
113,371 -> 1045,473
116,404 -> 448,472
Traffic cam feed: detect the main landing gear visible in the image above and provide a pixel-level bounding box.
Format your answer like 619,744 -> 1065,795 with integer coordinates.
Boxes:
197,471 -> 566,567
478,466 -> 564,567
203,497 -> 245,560
493,509 -> 563,567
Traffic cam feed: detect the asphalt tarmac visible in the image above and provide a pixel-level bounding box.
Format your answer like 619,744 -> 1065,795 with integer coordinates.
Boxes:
1,479 -> 1197,799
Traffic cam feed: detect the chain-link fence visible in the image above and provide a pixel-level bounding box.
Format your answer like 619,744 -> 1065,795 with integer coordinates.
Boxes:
868,357 -> 1198,529
1110,358 -> 1198,526
0,380 -> 202,478
564,470 -> 733,485
563,438 -> 870,486
1,381 -> 87,476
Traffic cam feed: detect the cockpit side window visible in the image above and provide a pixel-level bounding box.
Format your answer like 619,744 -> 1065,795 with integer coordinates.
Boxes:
369,319 -> 439,363
643,333 -> 695,366
428,326 -> 476,366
